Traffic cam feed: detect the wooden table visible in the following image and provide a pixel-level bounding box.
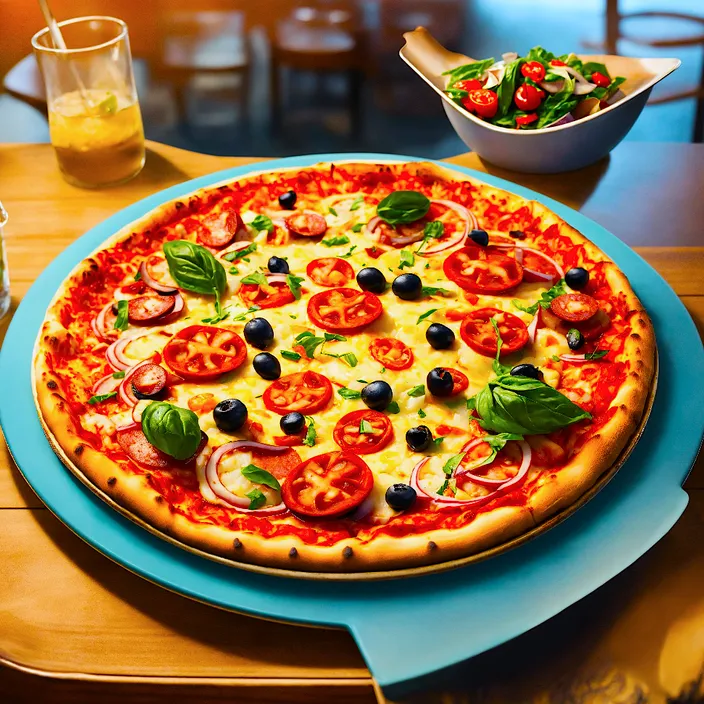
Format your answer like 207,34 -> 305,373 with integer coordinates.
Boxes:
0,142 -> 702,704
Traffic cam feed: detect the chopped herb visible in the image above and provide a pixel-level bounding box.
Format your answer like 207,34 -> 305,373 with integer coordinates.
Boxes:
422,286 -> 452,297
328,206 -> 338,217
380,366 -> 387,374
322,234 -> 350,247
251,215 -> 274,233
351,223 -> 363,233
357,379 -> 369,384
418,408 -> 427,418
425,263 -> 430,270
112,371 -> 126,379
228,266 -> 240,275
286,273 -> 305,300
512,279 -> 567,316
417,308 -> 439,324
324,332 -> 347,342
359,419 -> 374,434
303,416 -> 317,447
202,306 -> 230,324
241,464 -> 281,491
490,318 -> 512,377
289,314 -> 298,319
551,354 -> 561,362
231,305 -> 261,322
417,220 -> 444,253
437,479 -> 450,496
433,437 -> 445,446
407,384 -> 426,398
442,453 -> 465,476
466,396 -> 476,411
340,352 -> 358,368
114,300 -> 129,331
134,270 -> 142,281
585,349 -> 609,360
349,195 -> 364,211
340,245 -> 358,259
386,401 -> 400,414
297,334 -> 326,359
241,271 -> 267,286
88,391 -> 117,405
281,350 -> 302,361
338,387 -> 362,400
246,488 -> 267,510
295,331 -> 315,341
398,250 -> 415,269
223,242 -> 257,262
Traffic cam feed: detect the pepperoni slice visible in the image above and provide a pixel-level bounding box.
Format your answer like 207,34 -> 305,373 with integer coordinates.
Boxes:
306,257 -> 354,287
308,288 -> 383,333
285,212 -> 328,237
444,246 -> 523,293
541,306 -> 611,341
281,451 -> 373,518
460,307 -> 529,357
131,363 -> 167,398
262,371 -> 333,415
128,295 -> 176,324
117,428 -> 207,469
369,338 -> 414,370
197,211 -> 243,248
333,410 -> 393,455
550,293 -> 599,323
250,447 -> 301,481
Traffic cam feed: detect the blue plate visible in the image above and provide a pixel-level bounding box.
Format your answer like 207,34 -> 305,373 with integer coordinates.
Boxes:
1,154 -> 702,699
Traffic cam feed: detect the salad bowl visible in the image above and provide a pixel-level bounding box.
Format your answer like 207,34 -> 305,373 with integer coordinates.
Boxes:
400,27 -> 680,173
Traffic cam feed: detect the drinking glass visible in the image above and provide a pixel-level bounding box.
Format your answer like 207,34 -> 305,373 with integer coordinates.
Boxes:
32,16 -> 145,188
0,202 -> 9,321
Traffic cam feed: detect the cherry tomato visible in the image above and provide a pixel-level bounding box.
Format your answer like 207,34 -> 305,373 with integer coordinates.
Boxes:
307,288 -> 383,333
333,410 -> 393,455
462,89 -> 499,119
128,295 -> 176,324
550,293 -> 599,322
285,212 -> 328,237
591,71 -> 610,88
368,337 -> 414,371
443,246 -> 523,293
460,308 -> 529,357
197,210 -> 243,248
514,84 -> 544,111
437,368 -> 469,396
262,371 -> 333,415
550,59 -> 566,67
521,61 -> 546,82
163,325 -> 247,380
281,451 -> 374,519
455,78 -> 482,91
306,257 -> 354,287
239,280 -> 295,310
515,113 -> 538,128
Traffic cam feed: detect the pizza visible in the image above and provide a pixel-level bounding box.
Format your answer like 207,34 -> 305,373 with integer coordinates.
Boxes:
33,161 -> 656,572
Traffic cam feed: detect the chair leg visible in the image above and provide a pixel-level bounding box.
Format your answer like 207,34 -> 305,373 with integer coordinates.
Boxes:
605,0 -> 620,55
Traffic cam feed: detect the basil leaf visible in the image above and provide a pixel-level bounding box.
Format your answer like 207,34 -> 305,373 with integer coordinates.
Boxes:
324,332 -> 346,342
585,349 -> 609,360
359,419 -> 373,434
163,240 -> 226,298
442,58 -> 495,85
241,272 -> 267,287
298,335 -> 326,359
377,191 -> 430,225
281,350 -> 301,361
286,274 -> 305,300
112,371 -> 126,379
386,401 -> 400,414
338,387 -> 362,400
442,453 -> 464,476
496,58 -> 524,118
246,488 -> 267,510
351,223 -> 363,233
591,76 -> 625,101
398,250 -> 415,269
349,195 -> 364,211
339,353 -> 358,368
582,61 -> 609,79
88,391 -> 117,405
114,299 -> 129,331
223,242 -> 256,262
322,234 -> 350,247
251,214 -> 274,233
417,308 -> 439,324
141,401 -> 202,461
466,396 -> 476,411
241,464 -> 281,491
303,416 -> 317,447
407,384 -> 425,398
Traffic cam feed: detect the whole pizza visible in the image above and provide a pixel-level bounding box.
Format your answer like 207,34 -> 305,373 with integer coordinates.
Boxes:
33,161 -> 656,572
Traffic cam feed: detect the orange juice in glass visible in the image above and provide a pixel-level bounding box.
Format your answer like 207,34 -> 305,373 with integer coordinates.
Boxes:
32,16 -> 145,188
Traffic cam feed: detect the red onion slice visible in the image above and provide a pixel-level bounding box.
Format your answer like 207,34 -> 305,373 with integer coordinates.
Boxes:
494,441 -> 532,492
559,353 -> 602,363
349,494 -> 375,521
118,360 -> 154,407
418,200 -> 476,256
219,239 -> 255,260
490,243 -> 565,278
91,373 -> 122,396
410,458 -> 492,507
105,332 -> 150,371
114,420 -> 139,433
527,308 -> 540,344
455,439 -> 531,490
91,302 -> 116,340
366,216 -> 382,234
139,261 -> 178,295
150,292 -> 185,326
265,272 -> 290,285
205,441 -> 289,514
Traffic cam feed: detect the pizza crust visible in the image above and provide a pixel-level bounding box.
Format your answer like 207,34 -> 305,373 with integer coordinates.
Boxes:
33,159 -> 656,573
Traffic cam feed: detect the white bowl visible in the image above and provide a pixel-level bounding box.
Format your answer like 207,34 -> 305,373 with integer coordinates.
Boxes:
400,28 -> 680,173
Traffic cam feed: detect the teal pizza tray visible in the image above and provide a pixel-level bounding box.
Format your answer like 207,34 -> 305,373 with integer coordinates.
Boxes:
1,154 -> 702,700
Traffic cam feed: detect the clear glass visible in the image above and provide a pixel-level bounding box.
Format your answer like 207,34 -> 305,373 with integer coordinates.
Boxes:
0,202 -> 9,321
32,16 -> 145,188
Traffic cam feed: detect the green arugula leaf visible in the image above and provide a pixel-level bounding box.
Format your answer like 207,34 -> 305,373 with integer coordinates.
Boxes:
241,464 -> 281,491
422,286 -> 452,297
442,453 -> 464,476
251,215 -> 274,233
359,419 -> 374,434
417,308 -> 439,324
322,234 -> 351,247
281,350 -> 302,361
591,76 -> 625,101
223,242 -> 257,262
551,354 -> 561,362
246,488 -> 267,510
584,349 -> 609,360
286,274 -> 305,300
349,195 -> 364,211
88,391 -> 117,405
512,279 -> 567,316
407,384 -> 425,398
114,299 -> 129,331
386,401 -> 400,414
297,335 -> 326,359
112,371 -> 126,379
351,223 -> 363,233
398,250 -> 415,269
303,416 -> 317,447
377,191 -> 430,226
241,271 -> 268,287
536,76 -> 578,128
416,220 -> 445,253
338,387 -> 362,400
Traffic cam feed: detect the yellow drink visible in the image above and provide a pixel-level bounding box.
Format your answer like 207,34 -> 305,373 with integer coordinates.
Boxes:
48,89 -> 145,188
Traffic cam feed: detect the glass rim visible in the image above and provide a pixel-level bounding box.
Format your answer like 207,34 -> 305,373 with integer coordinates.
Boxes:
31,15 -> 128,55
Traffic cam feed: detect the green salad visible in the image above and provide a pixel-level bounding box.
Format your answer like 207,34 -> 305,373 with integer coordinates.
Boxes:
444,46 -> 625,130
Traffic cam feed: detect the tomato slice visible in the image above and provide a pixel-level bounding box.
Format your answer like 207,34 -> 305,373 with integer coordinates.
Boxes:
285,212 -> 327,237
460,308 -> 529,357
444,246 -> 523,293
128,295 -> 176,324
455,78 -> 482,91
519,249 -> 560,283
515,113 -> 538,128
262,371 -> 333,415
308,288 -> 383,333
163,325 -> 247,380
197,210 -> 243,248
550,293 -> 599,322
521,61 -> 546,82
440,368 -> 469,395
281,451 -> 374,519
514,84 -> 544,111
369,337 -> 414,370
306,257 -> 354,287
333,410 -> 393,455
239,280 -> 295,310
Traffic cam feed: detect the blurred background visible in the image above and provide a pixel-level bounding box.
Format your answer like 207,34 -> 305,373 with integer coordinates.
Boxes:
1,0 -> 702,158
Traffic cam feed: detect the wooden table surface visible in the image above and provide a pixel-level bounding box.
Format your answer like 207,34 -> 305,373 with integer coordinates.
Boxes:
0,141 -> 702,704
